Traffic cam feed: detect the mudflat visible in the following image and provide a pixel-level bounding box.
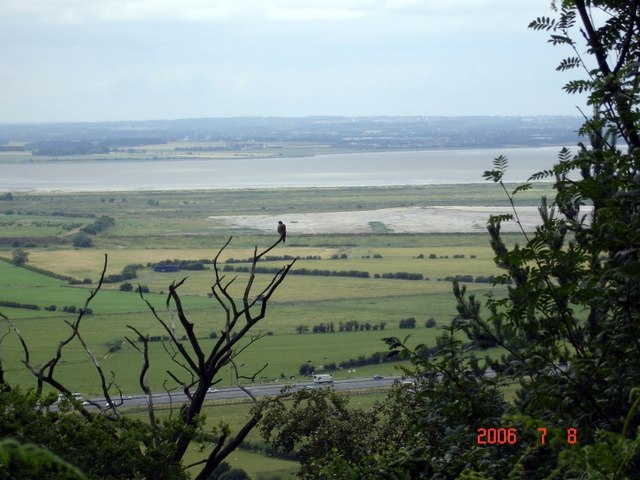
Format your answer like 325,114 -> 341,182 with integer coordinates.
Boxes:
208,205 -> 549,234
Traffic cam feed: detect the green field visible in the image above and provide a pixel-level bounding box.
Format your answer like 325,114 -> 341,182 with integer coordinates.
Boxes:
0,184 -> 526,477
0,254 -> 499,392
0,185 -> 524,389
0,141 -> 360,165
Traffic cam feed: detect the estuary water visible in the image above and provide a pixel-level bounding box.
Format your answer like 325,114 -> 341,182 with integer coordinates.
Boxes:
0,146 -> 565,192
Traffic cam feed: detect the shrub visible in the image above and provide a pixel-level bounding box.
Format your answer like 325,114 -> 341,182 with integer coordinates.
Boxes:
399,317 -> 416,329
299,363 -> 314,376
72,233 -> 93,248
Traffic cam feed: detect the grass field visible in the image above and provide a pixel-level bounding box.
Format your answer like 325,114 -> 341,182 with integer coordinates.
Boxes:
0,256 -> 477,392
0,141 -> 358,165
0,184 -> 528,478
0,184 -> 520,388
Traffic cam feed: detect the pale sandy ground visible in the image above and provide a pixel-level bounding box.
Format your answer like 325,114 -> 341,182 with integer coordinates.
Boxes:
207,206 -> 549,234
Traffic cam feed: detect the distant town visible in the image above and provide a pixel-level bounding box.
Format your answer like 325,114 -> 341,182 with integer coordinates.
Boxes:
0,116 -> 582,157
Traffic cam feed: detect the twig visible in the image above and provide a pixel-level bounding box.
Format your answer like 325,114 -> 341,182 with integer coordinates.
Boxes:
125,326 -> 157,430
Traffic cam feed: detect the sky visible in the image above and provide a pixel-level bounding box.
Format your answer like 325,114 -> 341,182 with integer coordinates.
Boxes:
0,0 -> 588,123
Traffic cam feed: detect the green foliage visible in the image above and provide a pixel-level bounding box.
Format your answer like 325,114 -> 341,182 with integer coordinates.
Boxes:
80,215 -> 115,235
73,215 -> 116,248
380,330 -> 514,479
1,238 -> 296,480
460,1 -> 640,475
0,437 -> 87,480
10,249 -> 28,266
552,429 -> 640,478
0,388 -> 188,480
103,263 -> 143,283
72,233 -> 93,248
266,2 -> 640,477
217,468 -> 251,480
258,387 -> 413,479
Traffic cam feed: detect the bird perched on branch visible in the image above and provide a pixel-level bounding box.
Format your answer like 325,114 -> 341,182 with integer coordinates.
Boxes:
277,221 -> 286,243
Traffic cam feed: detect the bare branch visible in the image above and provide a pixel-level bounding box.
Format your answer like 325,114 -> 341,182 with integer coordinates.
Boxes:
3,255 -> 109,414
132,237 -> 295,473
138,286 -> 200,373
2,313 -> 32,370
162,380 -> 177,417
126,326 -> 157,430
237,362 -> 269,385
194,394 -> 288,480
167,280 -> 206,372
74,326 -> 120,419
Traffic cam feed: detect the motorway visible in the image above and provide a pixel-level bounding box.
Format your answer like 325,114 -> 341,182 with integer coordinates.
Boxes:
79,376 -> 401,409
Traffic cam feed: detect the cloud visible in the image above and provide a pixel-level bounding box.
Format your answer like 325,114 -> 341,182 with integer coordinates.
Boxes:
0,0 -> 572,122
265,6 -> 363,21
1,0 -> 546,24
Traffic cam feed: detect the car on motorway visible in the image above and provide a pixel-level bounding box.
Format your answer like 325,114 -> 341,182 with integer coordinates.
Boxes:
207,388 -> 219,394
373,375 -> 384,380
312,374 -> 333,384
57,392 -> 83,403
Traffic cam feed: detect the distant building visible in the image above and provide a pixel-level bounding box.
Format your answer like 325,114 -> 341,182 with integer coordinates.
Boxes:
154,265 -> 180,273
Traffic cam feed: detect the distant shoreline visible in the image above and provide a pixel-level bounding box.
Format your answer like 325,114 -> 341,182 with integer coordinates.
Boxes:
0,143 -> 571,165
0,146 -> 566,193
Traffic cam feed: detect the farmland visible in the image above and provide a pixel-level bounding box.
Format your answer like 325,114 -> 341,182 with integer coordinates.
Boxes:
0,183 -> 546,477
0,184 -> 544,393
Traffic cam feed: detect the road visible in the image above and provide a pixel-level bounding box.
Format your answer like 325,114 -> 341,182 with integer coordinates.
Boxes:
78,376 -> 401,409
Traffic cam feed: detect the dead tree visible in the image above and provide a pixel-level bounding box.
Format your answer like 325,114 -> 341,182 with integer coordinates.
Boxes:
134,236 -> 296,478
3,237 -> 296,479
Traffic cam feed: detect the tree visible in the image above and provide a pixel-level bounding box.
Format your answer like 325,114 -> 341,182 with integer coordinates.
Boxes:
472,0 -> 640,436
11,249 -> 28,266
259,328 -> 510,479
72,233 -> 93,248
398,317 -> 416,329
80,215 -> 115,235
263,2 -> 640,477
450,0 -> 640,475
0,388 -> 188,480
1,237 -> 295,479
258,386 -> 414,479
0,430 -> 87,480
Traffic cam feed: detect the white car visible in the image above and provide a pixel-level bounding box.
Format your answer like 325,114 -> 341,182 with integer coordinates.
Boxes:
58,392 -> 83,403
207,388 -> 219,394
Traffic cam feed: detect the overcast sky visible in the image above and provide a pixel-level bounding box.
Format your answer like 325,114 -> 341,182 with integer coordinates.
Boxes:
0,1 -> 587,123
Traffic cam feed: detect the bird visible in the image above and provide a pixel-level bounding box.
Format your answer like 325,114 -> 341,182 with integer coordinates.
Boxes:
277,221 -> 286,243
